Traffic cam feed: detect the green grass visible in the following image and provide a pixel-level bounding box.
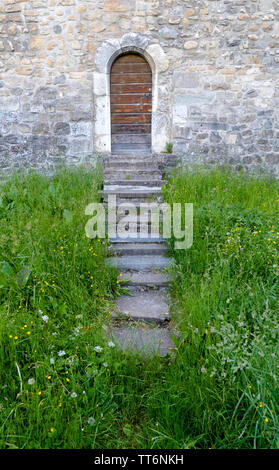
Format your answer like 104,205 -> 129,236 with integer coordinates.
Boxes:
0,165 -> 278,449
162,167 -> 279,448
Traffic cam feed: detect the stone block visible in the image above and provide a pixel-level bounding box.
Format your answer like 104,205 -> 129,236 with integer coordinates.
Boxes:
70,122 -> 91,137
54,122 -> 70,135
184,41 -> 198,50
120,32 -> 149,51
104,0 -> 136,12
160,27 -> 179,39
174,71 -> 200,88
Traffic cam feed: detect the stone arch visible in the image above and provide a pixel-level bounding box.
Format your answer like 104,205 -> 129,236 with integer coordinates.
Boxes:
93,34 -> 170,154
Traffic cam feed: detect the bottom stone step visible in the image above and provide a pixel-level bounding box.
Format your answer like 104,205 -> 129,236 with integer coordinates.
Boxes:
110,326 -> 176,357
112,290 -> 169,323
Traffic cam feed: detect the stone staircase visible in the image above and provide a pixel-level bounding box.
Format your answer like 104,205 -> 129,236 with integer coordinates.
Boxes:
99,153 -> 177,357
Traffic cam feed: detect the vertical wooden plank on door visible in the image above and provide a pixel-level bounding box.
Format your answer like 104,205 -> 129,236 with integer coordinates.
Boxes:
110,53 -> 152,155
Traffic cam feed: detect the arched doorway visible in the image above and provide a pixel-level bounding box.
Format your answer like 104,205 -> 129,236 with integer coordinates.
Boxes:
110,53 -> 152,155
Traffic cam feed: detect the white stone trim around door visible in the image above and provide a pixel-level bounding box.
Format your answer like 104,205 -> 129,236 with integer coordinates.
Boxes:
93,33 -> 170,155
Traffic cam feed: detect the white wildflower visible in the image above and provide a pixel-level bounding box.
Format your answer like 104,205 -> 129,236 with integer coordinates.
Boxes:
103,362 -> 108,368
87,417 -> 95,426
94,346 -> 103,353
71,392 -> 77,398
28,378 -> 35,385
42,315 -> 49,323
58,350 -> 66,357
108,341 -> 115,348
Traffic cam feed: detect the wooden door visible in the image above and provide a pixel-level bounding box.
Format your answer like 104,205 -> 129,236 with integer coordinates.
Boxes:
110,53 -> 152,155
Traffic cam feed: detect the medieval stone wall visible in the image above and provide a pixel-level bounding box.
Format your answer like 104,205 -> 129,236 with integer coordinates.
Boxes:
0,0 -> 279,174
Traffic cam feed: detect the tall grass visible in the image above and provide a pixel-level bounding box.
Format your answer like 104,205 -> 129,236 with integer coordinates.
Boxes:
0,165 -> 278,449
162,167 -> 279,448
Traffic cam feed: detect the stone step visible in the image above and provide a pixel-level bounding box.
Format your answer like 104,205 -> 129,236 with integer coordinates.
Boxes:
104,162 -> 162,176
110,326 -> 176,357
118,270 -> 169,287
111,215 -> 162,226
103,161 -> 160,169
103,155 -> 156,162
99,189 -> 162,200
103,180 -> 164,188
106,255 -> 171,270
115,226 -> 161,236
112,290 -> 169,323
104,175 -> 163,183
104,175 -> 162,182
104,201 -> 164,210
109,234 -> 164,242
110,236 -> 165,243
111,242 -> 167,256
112,148 -> 151,155
110,207 -> 165,217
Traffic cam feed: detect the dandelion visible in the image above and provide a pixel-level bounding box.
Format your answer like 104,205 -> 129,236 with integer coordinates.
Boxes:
28,378 -> 35,385
265,418 -> 269,423
58,350 -> 66,357
94,346 -> 103,353
38,391 -> 42,396
87,417 -> 95,426
50,427 -> 55,433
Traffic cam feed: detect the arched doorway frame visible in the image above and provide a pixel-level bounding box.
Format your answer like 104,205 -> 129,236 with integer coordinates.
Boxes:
93,34 -> 170,154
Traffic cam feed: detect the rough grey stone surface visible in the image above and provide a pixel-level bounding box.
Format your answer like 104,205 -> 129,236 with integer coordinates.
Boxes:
111,242 -> 167,256
110,326 -> 176,357
0,1 -> 278,174
107,255 -> 171,271
119,271 -> 169,287
113,291 -> 169,324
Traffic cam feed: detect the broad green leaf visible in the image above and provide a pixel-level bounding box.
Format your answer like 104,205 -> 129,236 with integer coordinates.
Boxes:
16,266 -> 31,289
0,262 -> 15,286
63,209 -> 73,224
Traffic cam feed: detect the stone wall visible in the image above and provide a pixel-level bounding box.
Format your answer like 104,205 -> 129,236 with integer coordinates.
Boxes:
0,0 -> 279,174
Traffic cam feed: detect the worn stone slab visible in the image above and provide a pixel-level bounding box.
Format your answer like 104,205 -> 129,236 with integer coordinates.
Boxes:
111,242 -> 167,256
103,184 -> 163,192
107,255 -> 171,270
104,171 -> 162,180
119,271 -> 169,286
103,180 -> 164,187
99,189 -> 162,199
110,236 -> 165,243
110,326 -> 176,357
112,291 -> 169,323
